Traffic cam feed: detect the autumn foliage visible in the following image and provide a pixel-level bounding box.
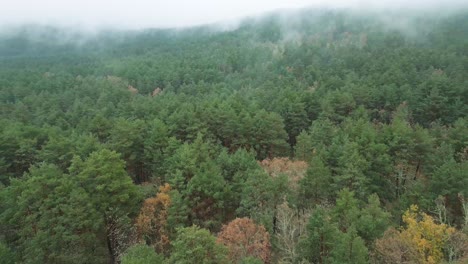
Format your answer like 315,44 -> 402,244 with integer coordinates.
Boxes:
217,218 -> 271,263
401,205 -> 455,263
135,183 -> 171,254
374,228 -> 419,263
259,158 -> 308,189
374,205 -> 455,264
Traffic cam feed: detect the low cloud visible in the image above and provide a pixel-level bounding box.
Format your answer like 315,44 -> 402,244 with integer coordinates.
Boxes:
0,0 -> 467,30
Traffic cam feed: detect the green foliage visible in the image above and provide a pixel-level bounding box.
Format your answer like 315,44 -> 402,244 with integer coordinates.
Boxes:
0,8 -> 467,263
299,191 -> 387,263
0,164 -> 106,263
0,150 -> 140,263
108,118 -> 147,183
168,226 -> 229,264
294,130 -> 314,162
430,160 -> 468,225
431,160 -> 468,198
186,161 -> 227,230
449,118 -> 468,159
0,242 -> 15,264
143,118 -> 172,180
236,168 -> 289,233
332,189 -> 361,232
240,256 -> 263,264
298,156 -> 333,205
329,226 -> 369,264
332,189 -> 391,243
334,140 -> 370,199
358,194 -> 391,243
298,208 -> 339,264
121,244 -> 164,264
321,91 -> 356,123
252,110 -> 290,159
69,149 -> 139,215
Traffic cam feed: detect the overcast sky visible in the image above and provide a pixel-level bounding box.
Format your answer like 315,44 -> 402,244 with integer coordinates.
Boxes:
1,0 -> 466,29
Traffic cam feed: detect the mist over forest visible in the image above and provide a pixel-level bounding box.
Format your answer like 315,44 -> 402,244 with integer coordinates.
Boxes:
0,5 -> 467,264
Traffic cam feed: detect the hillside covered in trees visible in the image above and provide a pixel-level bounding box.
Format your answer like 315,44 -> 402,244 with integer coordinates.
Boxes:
0,7 -> 467,264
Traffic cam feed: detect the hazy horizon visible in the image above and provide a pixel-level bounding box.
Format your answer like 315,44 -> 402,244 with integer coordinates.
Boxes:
1,0 -> 467,30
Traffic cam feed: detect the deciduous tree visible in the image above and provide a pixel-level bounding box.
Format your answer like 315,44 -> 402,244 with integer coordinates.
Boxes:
135,183 -> 171,254
217,218 -> 271,263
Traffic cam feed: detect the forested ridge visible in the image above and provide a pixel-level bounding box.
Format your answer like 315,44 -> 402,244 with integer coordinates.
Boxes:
0,8 -> 467,264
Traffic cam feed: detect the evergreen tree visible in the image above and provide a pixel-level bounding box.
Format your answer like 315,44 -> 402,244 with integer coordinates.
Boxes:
168,226 -> 228,264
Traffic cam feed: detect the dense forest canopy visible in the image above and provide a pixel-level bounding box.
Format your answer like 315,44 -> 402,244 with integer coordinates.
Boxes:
0,7 -> 467,264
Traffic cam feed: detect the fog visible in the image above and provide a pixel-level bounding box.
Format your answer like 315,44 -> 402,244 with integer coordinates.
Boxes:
1,0 -> 467,30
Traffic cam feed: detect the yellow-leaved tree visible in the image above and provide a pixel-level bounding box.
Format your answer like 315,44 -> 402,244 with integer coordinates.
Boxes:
400,205 -> 455,264
374,205 -> 455,264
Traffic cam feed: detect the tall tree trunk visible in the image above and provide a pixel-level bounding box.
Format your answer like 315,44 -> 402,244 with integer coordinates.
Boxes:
106,230 -> 116,264
105,216 -> 117,264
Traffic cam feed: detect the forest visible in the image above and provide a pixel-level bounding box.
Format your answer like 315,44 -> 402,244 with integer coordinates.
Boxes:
0,7 -> 467,264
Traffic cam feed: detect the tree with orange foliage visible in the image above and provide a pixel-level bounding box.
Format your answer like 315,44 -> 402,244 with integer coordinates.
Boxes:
217,218 -> 271,263
259,157 -> 308,190
135,183 -> 171,254
374,227 -> 418,264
